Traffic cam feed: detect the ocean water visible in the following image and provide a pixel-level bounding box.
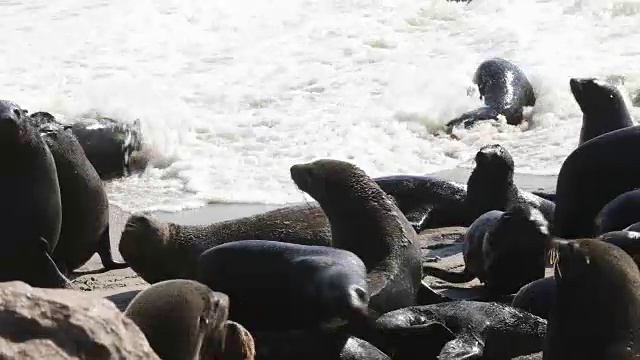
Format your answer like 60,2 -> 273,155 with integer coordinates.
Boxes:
2,0 -> 640,212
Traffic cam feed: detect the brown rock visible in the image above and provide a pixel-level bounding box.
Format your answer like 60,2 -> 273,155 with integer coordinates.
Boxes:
0,281 -> 159,359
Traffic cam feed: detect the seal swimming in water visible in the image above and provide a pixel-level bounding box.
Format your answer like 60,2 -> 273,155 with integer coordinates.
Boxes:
291,159 -> 429,316
124,279 -> 229,360
195,240 -> 369,332
445,58 -> 536,132
544,238 -> 640,359
374,301 -> 547,360
594,189 -> 640,235
374,175 -> 470,232
0,100 -> 70,288
35,124 -> 127,273
424,204 -> 551,296
570,78 -> 634,145
465,144 -> 555,226
553,125 -> 640,238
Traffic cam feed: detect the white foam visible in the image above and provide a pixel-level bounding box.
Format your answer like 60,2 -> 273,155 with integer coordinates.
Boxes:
2,0 -> 640,212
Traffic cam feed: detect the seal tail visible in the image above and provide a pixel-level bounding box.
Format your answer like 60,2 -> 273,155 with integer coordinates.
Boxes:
422,265 -> 476,283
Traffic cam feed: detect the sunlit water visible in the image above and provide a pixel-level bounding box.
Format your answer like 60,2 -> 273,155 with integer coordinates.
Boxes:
2,0 -> 640,212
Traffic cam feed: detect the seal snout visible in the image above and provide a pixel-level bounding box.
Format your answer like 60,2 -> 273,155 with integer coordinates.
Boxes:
290,163 -> 313,192
475,144 -> 514,170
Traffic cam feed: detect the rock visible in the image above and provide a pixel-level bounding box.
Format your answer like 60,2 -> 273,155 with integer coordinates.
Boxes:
0,281 -> 159,359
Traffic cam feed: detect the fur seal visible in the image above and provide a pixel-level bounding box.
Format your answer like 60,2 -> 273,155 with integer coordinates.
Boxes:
374,175 -> 470,232
35,124 -> 127,273
424,204 -> 551,295
626,222 -> 640,232
223,321 -> 256,360
553,125 -> 640,238
512,276 -> 556,320
594,189 -> 640,235
195,240 -> 369,332
544,238 -> 640,358
466,144 -> 555,225
0,100 -> 70,288
570,78 -> 634,145
124,279 -> 229,360
290,159 -> 426,316
375,301 -> 547,360
445,58 -> 536,132
119,204 -> 331,283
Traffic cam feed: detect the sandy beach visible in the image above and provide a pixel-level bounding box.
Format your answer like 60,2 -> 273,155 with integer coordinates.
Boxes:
76,167 -> 558,308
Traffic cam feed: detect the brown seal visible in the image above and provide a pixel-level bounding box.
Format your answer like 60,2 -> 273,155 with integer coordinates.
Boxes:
223,321 -> 256,360
124,279 -> 229,360
544,239 -> 640,359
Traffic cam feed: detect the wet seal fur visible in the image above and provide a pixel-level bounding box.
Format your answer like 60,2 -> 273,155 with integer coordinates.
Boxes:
35,123 -> 127,273
594,189 -> 640,235
374,175 -> 470,232
445,58 -> 536,132
291,159 -> 438,316
0,100 -> 70,288
125,279 -> 229,360
465,144 -> 555,226
119,204 -> 331,283
570,78 -> 634,145
544,239 -> 640,358
375,301 -> 547,360
195,240 -> 369,333
424,204 -> 552,296
553,125 -> 640,238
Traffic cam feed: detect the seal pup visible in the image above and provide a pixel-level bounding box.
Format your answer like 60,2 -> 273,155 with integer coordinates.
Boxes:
424,204 -> 552,296
375,301 -> 547,360
553,125 -> 640,238
291,159 -> 427,316
594,189 -> 640,235
195,240 -> 369,332
36,124 -> 127,273
544,238 -> 640,359
512,276 -> 556,320
119,204 -> 332,283
222,321 -> 256,360
374,175 -> 470,232
570,78 -> 634,145
445,57 -> 536,132
0,100 -> 70,288
465,144 -> 555,225
124,279 -> 229,360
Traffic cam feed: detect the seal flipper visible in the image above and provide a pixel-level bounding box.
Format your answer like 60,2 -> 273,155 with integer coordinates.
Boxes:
445,107 -> 500,134
439,332 -> 484,360
418,281 -> 451,305
97,226 -> 129,271
423,264 -> 476,283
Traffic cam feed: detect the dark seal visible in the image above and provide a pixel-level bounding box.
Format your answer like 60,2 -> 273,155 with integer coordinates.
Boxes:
594,189 -> 640,235
375,301 -> 547,360
291,159 -> 427,316
570,78 -> 634,145
512,276 -> 556,320
465,144 -> 555,226
424,204 -> 551,295
445,57 -> 536,132
124,279 -> 229,360
195,240 -> 369,332
0,100 -> 70,288
374,175 -> 470,232
119,204 -> 331,284
36,124 -> 127,273
553,125 -> 640,238
544,239 -> 640,358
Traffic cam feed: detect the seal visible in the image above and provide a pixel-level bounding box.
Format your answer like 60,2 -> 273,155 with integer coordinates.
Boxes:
375,301 -> 547,360
124,279 -> 229,360
0,100 -> 69,288
374,175 -> 470,232
570,78 -> 634,145
553,125 -> 640,238
119,204 -> 332,284
424,203 -> 552,295
512,276 -> 556,320
544,238 -> 640,358
340,337 -> 390,360
445,57 -> 536,132
594,189 -> 640,235
626,222 -> 640,232
222,321 -> 256,360
465,144 -> 555,226
290,159 -> 427,316
36,124 -> 127,273
28,111 -> 147,180
195,240 -> 369,332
